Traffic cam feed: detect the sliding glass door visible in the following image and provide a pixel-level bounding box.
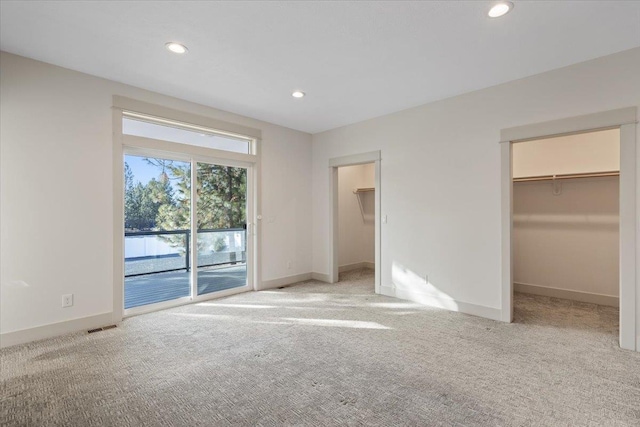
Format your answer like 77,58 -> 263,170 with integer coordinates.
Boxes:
196,162 -> 248,295
123,155 -> 252,312
124,154 -> 192,309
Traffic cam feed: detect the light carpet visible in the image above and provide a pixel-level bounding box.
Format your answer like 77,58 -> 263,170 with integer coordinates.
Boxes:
1,269 -> 639,426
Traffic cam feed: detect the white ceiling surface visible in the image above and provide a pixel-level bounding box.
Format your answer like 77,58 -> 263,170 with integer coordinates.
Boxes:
1,1 -> 639,134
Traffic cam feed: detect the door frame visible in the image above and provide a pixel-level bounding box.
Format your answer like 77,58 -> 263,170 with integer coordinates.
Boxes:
500,107 -> 638,351
328,151 -> 381,293
112,97 -> 261,321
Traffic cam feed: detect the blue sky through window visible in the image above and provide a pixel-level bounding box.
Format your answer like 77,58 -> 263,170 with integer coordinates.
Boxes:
125,154 -> 189,186
125,155 -> 157,185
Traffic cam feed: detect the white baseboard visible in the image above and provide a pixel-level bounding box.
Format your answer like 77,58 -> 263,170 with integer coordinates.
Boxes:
381,285 -> 502,321
380,285 -> 395,298
259,273 -> 313,290
514,282 -> 619,307
339,262 -> 375,273
311,272 -> 332,283
0,312 -> 114,349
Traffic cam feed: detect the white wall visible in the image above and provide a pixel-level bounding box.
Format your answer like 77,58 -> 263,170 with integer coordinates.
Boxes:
0,52 -> 312,337
338,163 -> 375,268
513,177 -> 619,298
513,128 -> 620,178
311,48 -> 640,334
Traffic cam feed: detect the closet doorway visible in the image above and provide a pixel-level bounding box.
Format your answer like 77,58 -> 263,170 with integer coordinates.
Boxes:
329,151 -> 381,293
512,129 -> 620,332
337,163 -> 376,286
500,108 -> 637,351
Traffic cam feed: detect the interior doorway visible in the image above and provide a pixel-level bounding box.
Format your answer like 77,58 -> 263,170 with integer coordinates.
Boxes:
329,151 -> 381,293
511,129 -> 620,334
336,163 -> 376,285
500,107 -> 637,351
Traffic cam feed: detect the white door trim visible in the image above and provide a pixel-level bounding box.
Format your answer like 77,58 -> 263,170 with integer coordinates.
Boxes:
328,151 -> 381,293
500,107 -> 638,351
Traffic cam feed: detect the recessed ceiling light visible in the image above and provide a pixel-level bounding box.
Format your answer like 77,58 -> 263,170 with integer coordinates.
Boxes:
488,1 -> 514,18
165,42 -> 188,54
292,91 -> 305,98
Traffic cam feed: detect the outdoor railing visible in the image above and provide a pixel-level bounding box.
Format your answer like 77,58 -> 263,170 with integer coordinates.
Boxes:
124,228 -> 246,277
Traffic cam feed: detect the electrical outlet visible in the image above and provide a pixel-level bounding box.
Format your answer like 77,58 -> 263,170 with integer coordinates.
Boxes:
287,260 -> 292,269
62,294 -> 73,308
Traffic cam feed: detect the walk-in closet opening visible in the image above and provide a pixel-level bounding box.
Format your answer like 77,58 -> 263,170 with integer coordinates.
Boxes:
511,128 -> 620,334
337,163 -> 376,286
329,151 -> 381,292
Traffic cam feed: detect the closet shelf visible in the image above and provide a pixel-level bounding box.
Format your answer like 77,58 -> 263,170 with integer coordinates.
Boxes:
513,170 -> 619,183
353,187 -> 375,194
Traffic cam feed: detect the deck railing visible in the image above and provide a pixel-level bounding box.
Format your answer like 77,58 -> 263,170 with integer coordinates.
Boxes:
124,228 -> 246,277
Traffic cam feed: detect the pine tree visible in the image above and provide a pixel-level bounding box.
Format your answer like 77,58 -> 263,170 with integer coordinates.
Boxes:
196,164 -> 246,230
125,158 -> 247,252
124,161 -> 175,231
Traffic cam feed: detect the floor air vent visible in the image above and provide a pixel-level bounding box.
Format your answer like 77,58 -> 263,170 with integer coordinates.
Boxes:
88,325 -> 117,334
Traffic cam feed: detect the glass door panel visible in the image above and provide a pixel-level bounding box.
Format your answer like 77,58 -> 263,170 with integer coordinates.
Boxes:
196,163 -> 248,295
124,155 -> 191,309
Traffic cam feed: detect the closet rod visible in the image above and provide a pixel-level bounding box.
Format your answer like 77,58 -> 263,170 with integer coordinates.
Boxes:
513,171 -> 619,183
353,187 -> 375,193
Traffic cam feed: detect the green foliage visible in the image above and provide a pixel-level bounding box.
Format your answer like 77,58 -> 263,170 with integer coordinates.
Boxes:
154,161 -> 191,231
124,162 -> 134,191
124,161 -> 173,231
195,163 -> 246,230
124,159 -> 246,252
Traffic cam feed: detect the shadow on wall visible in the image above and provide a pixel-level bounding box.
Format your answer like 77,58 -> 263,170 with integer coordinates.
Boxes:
391,261 -> 458,311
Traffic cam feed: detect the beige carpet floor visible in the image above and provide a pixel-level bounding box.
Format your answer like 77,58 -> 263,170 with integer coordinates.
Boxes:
2,269 -> 639,426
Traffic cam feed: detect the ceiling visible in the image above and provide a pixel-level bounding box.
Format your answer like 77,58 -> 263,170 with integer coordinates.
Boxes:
1,1 -> 639,134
